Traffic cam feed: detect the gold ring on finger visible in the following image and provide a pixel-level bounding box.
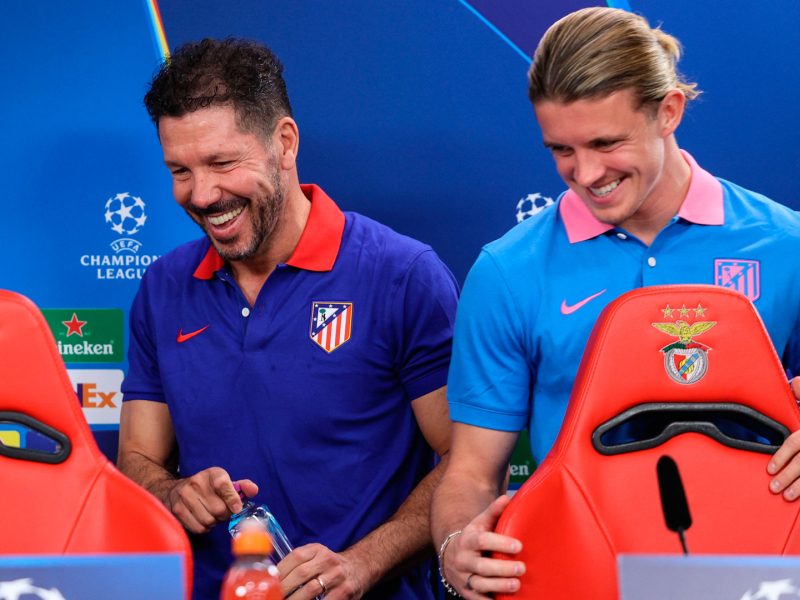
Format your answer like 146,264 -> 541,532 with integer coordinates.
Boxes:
316,576 -> 328,595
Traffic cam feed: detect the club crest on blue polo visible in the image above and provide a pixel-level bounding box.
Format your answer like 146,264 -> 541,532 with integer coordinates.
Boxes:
715,259 -> 760,301
310,302 -> 353,353
653,304 -> 717,385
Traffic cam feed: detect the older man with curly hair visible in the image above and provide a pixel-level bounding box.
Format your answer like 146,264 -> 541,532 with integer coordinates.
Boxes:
118,38 -> 458,600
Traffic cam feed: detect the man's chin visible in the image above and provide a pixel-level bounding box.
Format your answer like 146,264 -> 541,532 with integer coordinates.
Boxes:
207,234 -> 253,263
586,203 -> 630,227
594,214 -> 625,227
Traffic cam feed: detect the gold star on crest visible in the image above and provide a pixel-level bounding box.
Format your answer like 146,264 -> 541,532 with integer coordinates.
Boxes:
679,304 -> 690,316
694,304 -> 706,317
661,304 -> 674,317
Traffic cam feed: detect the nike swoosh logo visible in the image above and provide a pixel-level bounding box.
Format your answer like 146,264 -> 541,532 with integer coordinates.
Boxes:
177,325 -> 210,343
561,290 -> 607,315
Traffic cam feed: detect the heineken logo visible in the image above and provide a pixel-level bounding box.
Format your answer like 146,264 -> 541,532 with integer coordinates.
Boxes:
509,430 -> 536,488
62,313 -> 87,337
42,309 -> 124,363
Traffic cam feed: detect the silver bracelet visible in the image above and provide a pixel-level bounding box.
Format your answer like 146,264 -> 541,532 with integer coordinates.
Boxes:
438,530 -> 463,597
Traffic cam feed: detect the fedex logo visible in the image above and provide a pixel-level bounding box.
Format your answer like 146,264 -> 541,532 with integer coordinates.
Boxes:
75,383 -> 117,408
67,369 -> 124,425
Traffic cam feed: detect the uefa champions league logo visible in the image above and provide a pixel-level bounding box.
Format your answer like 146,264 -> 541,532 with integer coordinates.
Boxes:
740,578 -> 800,599
0,578 -> 66,600
516,193 -> 554,223
78,191 -> 158,279
104,192 -> 147,235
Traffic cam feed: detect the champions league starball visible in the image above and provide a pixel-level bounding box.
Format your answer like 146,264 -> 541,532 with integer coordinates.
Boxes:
0,578 -> 66,600
516,193 -> 555,223
104,193 -> 147,235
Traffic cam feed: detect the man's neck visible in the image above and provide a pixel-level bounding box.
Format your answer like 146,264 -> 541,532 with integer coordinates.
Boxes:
620,139 -> 692,247
229,181 -> 311,306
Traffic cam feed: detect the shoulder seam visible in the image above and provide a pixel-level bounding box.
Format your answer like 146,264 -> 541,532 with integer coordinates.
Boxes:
481,249 -> 535,349
389,247 -> 437,343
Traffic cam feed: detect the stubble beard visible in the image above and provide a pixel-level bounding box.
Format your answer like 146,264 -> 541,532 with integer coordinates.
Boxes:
187,153 -> 286,262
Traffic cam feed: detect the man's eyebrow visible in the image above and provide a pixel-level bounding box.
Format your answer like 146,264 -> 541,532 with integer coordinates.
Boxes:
542,135 -> 627,149
164,153 -> 226,167
589,134 -> 628,145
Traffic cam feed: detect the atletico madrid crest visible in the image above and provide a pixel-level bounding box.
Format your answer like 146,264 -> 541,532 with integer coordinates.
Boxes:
310,302 -> 353,353
714,259 -> 760,301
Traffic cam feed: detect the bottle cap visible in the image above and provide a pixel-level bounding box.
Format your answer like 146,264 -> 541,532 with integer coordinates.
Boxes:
233,482 -> 247,503
232,526 -> 273,556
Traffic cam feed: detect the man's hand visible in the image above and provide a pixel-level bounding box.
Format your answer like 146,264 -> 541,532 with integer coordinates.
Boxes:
119,401 -> 256,531
768,377 -> 800,501
277,543 -> 371,600
442,495 -> 525,599
167,467 -> 258,534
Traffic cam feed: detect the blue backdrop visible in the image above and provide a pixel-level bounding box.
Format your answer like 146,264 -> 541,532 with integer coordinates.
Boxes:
3,0 -> 799,465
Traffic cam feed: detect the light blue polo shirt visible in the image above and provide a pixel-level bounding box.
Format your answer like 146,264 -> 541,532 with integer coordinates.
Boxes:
448,151 -> 800,464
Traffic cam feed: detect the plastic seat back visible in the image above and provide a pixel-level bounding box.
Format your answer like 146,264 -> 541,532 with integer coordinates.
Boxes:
495,285 -> 800,600
0,290 -> 192,598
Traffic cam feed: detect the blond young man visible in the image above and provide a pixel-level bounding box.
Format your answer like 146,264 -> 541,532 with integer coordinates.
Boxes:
431,8 -> 800,598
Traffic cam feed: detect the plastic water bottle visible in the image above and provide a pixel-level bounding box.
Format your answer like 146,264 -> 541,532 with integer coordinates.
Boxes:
229,483 -> 294,564
220,524 -> 284,600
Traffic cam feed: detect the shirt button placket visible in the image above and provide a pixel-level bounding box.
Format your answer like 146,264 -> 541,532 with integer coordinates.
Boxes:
642,255 -> 657,286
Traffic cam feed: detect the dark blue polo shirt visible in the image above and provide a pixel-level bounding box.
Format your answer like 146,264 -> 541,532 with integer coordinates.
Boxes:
122,185 -> 459,600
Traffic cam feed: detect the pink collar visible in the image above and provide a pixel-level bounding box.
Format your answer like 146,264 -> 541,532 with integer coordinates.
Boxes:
559,150 -> 724,244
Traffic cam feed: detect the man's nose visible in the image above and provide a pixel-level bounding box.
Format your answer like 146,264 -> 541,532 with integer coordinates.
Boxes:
572,152 -> 605,188
190,172 -> 222,209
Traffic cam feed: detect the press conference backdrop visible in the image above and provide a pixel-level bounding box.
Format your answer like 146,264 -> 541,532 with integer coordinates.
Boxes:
3,1 -> 799,485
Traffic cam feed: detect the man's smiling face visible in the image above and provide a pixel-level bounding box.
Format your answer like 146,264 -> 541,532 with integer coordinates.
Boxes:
159,104 -> 285,262
534,89 -> 671,230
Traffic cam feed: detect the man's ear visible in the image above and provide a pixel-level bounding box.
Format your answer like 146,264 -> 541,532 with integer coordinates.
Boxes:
273,116 -> 299,171
657,89 -> 686,138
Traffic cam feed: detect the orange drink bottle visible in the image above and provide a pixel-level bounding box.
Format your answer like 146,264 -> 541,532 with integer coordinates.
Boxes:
220,525 -> 284,600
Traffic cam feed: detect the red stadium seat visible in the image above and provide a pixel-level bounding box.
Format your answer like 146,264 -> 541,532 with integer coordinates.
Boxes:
495,285 -> 800,600
0,290 -> 192,599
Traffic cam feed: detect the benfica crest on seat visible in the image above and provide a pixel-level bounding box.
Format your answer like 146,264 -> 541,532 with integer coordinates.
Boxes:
310,302 -> 353,353
652,304 -> 717,385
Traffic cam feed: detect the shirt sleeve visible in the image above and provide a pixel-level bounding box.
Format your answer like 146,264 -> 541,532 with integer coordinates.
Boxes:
121,271 -> 167,403
447,249 -> 532,431
393,249 -> 460,401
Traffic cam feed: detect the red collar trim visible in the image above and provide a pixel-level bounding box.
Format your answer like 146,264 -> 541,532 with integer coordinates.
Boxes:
192,184 -> 345,279
193,244 -> 225,280
286,184 -> 345,271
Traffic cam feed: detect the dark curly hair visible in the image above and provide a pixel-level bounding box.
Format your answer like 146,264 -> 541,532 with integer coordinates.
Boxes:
144,37 -> 293,138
